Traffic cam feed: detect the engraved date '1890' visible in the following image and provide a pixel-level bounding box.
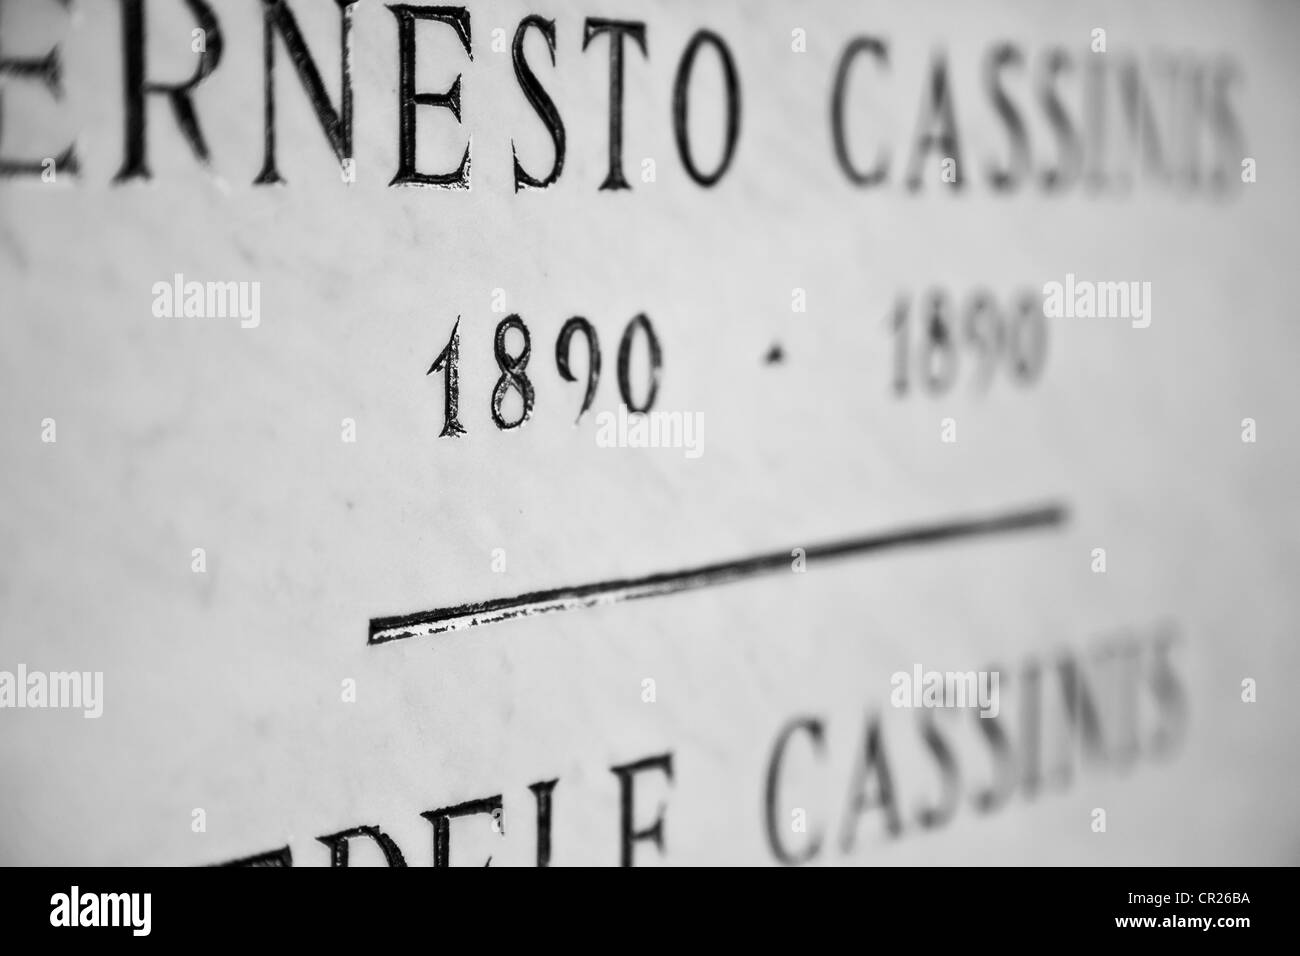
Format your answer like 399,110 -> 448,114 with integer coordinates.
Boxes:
428,312 -> 663,435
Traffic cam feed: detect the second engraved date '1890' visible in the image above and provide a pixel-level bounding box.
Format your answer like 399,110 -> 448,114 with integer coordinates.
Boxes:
890,287 -> 1048,397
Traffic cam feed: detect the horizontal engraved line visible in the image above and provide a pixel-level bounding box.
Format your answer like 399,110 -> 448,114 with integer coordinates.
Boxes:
367,502 -> 1069,646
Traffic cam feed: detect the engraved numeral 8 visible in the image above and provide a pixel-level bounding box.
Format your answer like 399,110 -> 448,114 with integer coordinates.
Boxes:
491,314 -> 534,430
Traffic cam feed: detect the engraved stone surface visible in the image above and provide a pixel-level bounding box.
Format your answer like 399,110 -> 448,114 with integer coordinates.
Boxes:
0,0 -> 1297,865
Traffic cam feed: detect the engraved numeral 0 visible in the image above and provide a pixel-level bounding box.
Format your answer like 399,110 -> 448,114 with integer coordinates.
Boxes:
617,313 -> 662,413
1008,291 -> 1048,384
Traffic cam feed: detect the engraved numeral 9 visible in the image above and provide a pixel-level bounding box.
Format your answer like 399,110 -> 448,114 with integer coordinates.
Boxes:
556,317 -> 601,423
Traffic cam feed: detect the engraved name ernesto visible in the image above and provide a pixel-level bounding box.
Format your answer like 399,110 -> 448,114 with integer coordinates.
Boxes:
1,2 -> 1246,196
